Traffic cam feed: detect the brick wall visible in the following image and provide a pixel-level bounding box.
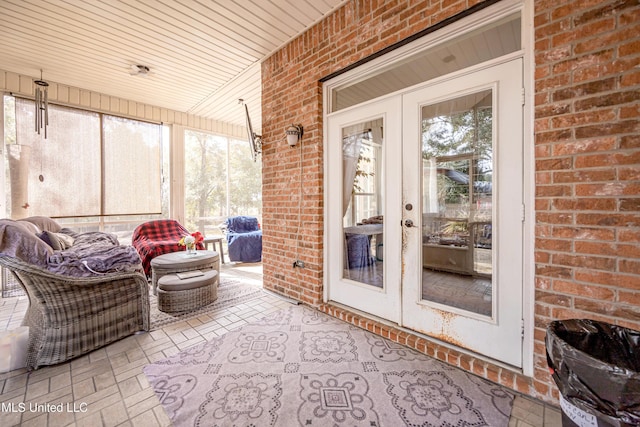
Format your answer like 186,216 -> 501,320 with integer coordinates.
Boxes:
261,0 -> 466,304
533,0 -> 640,400
262,0 -> 640,403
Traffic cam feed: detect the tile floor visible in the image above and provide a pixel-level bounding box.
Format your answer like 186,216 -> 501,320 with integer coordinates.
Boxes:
0,262 -> 561,427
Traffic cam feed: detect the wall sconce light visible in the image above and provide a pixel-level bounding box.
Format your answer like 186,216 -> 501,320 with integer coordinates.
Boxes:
286,124 -> 303,147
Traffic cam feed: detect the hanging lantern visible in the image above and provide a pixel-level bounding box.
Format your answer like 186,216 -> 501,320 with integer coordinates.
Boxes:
34,71 -> 49,139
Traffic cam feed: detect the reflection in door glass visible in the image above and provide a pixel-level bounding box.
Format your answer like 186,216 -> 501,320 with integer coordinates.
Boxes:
421,90 -> 493,316
342,119 -> 384,288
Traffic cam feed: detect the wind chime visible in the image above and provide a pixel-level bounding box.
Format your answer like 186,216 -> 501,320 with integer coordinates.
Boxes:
34,70 -> 49,139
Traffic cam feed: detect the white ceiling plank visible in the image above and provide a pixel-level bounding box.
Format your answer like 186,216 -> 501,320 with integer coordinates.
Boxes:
134,0 -> 268,61
0,1 -> 243,82
0,0 -> 345,127
59,0 -> 256,69
185,0 -> 292,49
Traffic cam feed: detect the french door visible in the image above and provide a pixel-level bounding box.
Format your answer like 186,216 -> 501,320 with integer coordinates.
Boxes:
402,59 -> 523,367
326,59 -> 523,367
326,96 -> 402,323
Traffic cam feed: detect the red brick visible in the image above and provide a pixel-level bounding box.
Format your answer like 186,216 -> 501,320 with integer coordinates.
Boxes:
574,299 -> 640,321
621,70 -> 640,87
536,157 -> 573,171
574,0 -> 639,26
553,168 -> 616,183
553,280 -> 615,300
536,212 -> 574,225
574,241 -> 619,256
620,198 -> 640,211
551,197 -> 616,211
536,103 -> 571,118
620,135 -> 640,149
552,50 -> 614,75
575,26 -> 639,55
576,182 -> 640,197
621,259 -> 640,275
536,238 -> 572,252
619,291 -> 640,306
551,253 -> 616,271
552,78 -> 615,101
620,103 -> 640,119
551,226 -> 615,241
536,291 -> 572,307
575,57 -> 640,83
575,120 -> 640,139
536,265 -> 573,279
536,184 -> 573,197
551,110 -> 617,129
575,91 -> 640,111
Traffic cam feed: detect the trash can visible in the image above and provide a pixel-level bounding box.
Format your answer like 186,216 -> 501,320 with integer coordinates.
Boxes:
546,319 -> 640,427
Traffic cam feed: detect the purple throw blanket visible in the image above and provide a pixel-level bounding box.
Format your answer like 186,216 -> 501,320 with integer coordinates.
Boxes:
47,230 -> 144,277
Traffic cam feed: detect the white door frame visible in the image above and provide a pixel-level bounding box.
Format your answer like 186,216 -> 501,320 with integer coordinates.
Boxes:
323,0 -> 535,376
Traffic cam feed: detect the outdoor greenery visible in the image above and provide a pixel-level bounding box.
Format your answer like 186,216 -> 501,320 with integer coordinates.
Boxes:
184,130 -> 261,234
422,103 -> 493,208
421,105 -> 492,161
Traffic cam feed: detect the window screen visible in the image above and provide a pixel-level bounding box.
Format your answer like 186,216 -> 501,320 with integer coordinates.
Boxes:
12,98 -> 162,217
103,116 -> 162,215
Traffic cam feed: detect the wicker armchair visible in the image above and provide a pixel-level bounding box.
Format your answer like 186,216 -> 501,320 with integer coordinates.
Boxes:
0,255 -> 150,370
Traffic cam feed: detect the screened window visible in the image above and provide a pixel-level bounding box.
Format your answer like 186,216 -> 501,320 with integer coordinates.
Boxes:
103,116 -> 162,215
184,130 -> 262,236
9,98 -> 162,218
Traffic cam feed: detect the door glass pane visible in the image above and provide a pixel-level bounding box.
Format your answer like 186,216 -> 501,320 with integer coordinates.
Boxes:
420,89 -> 493,316
342,119 -> 384,287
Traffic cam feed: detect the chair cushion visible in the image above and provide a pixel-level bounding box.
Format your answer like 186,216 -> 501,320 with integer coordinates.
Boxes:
0,219 -> 53,267
19,216 -> 62,233
38,231 -> 75,250
158,270 -> 218,291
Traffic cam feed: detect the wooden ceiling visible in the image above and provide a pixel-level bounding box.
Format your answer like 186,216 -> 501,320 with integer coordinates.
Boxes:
0,0 -> 346,131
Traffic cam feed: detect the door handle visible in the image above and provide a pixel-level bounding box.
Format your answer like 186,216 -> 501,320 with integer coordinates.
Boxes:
404,219 -> 414,228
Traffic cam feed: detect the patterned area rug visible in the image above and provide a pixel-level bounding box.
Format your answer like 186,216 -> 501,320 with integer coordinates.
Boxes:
143,304 -> 514,426
150,279 -> 265,330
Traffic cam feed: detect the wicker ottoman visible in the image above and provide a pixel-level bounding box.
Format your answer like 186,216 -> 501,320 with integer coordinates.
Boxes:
157,270 -> 219,313
150,250 -> 219,295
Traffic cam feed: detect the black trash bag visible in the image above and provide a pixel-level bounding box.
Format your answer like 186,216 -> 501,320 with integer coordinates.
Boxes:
546,319 -> 640,426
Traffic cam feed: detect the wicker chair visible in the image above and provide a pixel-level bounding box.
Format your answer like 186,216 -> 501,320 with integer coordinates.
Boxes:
0,255 -> 150,370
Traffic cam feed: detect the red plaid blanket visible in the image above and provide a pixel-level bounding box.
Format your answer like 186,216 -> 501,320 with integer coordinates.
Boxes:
132,219 -> 204,276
